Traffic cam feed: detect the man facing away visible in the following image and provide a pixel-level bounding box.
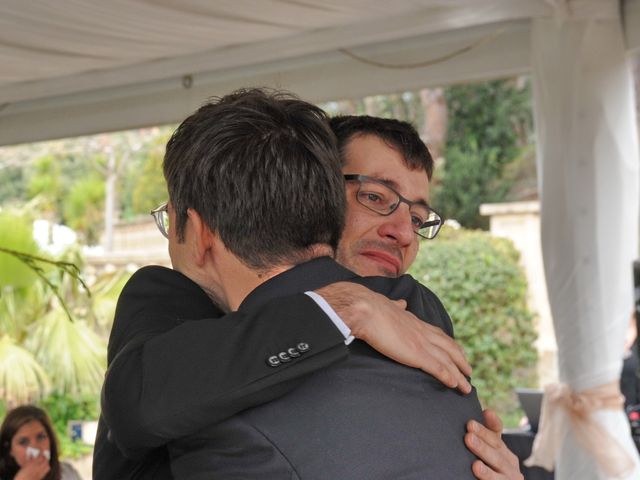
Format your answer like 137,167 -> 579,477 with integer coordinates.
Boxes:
96,91 -> 522,479
157,88 -> 482,479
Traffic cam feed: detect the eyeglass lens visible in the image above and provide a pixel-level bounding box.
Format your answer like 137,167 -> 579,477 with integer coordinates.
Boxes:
151,205 -> 170,239
159,210 -> 169,237
355,179 -> 440,239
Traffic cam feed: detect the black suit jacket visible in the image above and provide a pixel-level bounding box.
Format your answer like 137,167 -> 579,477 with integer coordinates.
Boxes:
170,257 -> 484,479
94,265 -> 347,479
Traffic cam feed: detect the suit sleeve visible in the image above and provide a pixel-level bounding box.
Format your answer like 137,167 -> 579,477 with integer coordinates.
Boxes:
370,273 -> 456,337
417,282 -> 456,337
101,266 -> 348,459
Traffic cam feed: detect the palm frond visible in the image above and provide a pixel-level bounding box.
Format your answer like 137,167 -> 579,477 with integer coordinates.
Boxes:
25,310 -> 106,396
0,246 -> 90,322
89,269 -> 132,333
0,335 -> 50,406
0,288 -> 22,339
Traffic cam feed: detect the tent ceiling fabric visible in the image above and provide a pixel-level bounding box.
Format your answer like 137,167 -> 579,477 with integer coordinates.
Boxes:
1,0 -> 638,146
0,0 -> 548,97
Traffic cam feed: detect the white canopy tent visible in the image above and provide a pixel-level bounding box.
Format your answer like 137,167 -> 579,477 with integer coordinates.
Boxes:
1,1 -> 639,478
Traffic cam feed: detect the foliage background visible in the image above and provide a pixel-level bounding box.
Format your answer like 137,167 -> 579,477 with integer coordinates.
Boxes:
409,226 -> 538,422
39,393 -> 100,458
0,210 -> 129,457
435,79 -> 533,229
0,128 -> 172,246
1,80 -> 535,236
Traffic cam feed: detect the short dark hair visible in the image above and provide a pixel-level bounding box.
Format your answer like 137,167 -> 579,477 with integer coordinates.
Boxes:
164,88 -> 345,271
0,405 -> 61,480
329,115 -> 434,179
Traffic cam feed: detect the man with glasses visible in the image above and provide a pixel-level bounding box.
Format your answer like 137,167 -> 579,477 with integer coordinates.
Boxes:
96,97 -> 521,479
331,114 -> 521,478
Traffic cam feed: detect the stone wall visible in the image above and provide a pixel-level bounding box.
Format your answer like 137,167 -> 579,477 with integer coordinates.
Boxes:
86,217 -> 170,272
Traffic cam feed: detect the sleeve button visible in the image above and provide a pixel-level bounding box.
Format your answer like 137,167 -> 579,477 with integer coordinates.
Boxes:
297,342 -> 310,353
287,347 -> 301,358
278,351 -> 291,363
267,355 -> 281,367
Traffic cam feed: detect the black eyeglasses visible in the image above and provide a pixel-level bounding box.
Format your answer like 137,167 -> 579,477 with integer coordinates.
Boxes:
150,202 -> 169,239
344,174 -> 442,240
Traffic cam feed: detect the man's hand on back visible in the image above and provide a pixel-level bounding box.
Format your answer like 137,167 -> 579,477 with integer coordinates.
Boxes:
316,282 -> 472,394
465,409 -> 524,480
317,283 -> 523,478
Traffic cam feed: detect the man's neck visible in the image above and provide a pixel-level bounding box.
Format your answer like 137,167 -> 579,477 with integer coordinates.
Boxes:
217,244 -> 334,311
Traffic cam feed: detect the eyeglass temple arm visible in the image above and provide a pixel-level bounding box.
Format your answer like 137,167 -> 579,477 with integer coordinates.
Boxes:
423,219 -> 442,228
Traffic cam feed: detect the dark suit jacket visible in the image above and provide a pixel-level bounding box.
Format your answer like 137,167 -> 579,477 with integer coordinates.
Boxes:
170,257 -> 484,479
94,265 -> 347,479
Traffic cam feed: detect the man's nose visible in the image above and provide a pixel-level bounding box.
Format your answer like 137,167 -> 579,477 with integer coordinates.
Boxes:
376,205 -> 415,246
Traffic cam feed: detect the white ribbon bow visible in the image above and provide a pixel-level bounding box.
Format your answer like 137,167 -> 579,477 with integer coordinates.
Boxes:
525,381 -> 634,478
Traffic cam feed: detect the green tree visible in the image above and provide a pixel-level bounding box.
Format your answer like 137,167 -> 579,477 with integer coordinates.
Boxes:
433,79 -> 533,229
26,154 -> 65,222
130,133 -> 170,215
0,164 -> 26,205
27,155 -> 61,198
2,127 -> 173,248
63,176 -> 106,245
88,127 -> 173,247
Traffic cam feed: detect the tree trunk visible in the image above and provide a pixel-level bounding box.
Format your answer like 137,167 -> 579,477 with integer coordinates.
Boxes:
419,88 -> 448,163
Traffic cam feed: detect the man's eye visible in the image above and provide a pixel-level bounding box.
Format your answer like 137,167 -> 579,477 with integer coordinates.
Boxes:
36,433 -> 48,441
17,438 -> 29,446
358,191 -> 384,204
410,215 -> 425,228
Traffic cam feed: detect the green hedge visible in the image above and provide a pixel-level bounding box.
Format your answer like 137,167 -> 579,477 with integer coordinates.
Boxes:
409,226 -> 537,417
38,392 -> 99,458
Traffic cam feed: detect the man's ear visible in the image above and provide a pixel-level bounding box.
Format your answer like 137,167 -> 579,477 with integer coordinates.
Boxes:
186,208 -> 216,267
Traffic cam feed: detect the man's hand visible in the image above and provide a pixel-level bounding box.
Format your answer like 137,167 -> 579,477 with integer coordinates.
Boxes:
316,282 -> 472,394
465,409 -> 523,480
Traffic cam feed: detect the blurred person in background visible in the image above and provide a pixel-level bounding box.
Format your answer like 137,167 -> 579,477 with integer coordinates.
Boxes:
0,405 -> 81,480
